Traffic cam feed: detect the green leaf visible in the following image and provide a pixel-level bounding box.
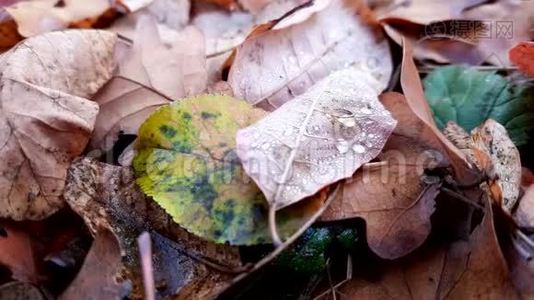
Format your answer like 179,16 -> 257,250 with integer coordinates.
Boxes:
423,65 -> 534,146
132,94 -> 326,245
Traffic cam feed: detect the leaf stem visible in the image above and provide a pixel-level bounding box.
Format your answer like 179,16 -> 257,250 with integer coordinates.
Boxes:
440,186 -> 484,210
269,205 -> 283,246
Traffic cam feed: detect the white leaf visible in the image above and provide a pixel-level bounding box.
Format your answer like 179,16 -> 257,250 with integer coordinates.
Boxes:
236,68 -> 396,209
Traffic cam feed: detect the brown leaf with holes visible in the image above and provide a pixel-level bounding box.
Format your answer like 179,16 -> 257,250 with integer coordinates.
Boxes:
337,198 -> 517,299
0,30 -> 116,220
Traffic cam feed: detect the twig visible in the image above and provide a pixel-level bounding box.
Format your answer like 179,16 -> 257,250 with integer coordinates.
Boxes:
313,255 -> 353,300
230,184 -> 341,284
137,232 -> 155,300
440,186 -> 484,211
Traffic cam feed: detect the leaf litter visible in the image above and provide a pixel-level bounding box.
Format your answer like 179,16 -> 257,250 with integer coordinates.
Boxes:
0,0 -> 533,298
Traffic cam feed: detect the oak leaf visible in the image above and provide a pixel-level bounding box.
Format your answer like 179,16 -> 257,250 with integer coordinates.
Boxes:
0,30 -> 116,220
237,68 -> 396,210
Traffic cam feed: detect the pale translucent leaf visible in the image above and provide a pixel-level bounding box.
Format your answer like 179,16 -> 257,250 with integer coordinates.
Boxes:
236,68 -> 396,209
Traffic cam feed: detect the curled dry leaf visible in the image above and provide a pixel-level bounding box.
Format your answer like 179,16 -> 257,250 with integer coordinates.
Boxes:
0,30 -> 116,220
510,42 -> 534,78
228,0 -> 392,110
400,41 -> 479,185
59,229 -> 131,300
237,68 -> 396,210
337,198 -> 518,299
321,92 -> 446,259
132,94 -> 330,245
64,158 -> 241,299
91,15 -> 207,151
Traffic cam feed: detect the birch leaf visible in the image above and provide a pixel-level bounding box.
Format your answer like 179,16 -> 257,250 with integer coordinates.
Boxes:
236,68 -> 396,210
227,0 -> 392,110
91,16 -> 207,151
133,94 -> 329,245
0,30 -> 116,220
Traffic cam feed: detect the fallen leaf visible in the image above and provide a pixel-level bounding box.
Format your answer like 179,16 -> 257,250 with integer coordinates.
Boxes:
133,94 -> 330,245
0,30 -> 116,220
64,157 -> 241,299
374,0 -> 486,24
321,91 -> 445,259
336,197 -> 518,299
424,65 -> 534,146
90,15 -> 207,151
0,224 -> 38,283
400,41 -> 479,185
514,185 -> 534,229
227,0 -> 392,110
4,0 -> 112,37
510,42 -> 534,78
110,0 -> 191,40
60,229 -> 130,300
0,282 -> 45,300
237,68 -> 396,210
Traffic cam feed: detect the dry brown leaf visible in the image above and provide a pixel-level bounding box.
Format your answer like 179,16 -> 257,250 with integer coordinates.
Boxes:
64,158 -> 240,299
90,16 -> 207,151
4,0 -> 112,37
110,0 -> 191,41
510,42 -> 534,78
336,198 -> 518,299
59,229 -> 130,300
321,91 -> 447,259
236,68 -> 396,210
400,40 -> 480,185
228,0 -> 392,110
0,30 -> 116,220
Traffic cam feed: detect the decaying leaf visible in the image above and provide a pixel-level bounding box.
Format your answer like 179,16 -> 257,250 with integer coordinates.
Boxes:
424,65 -> 534,146
227,0 -> 392,110
321,92 -> 446,259
132,94 -> 329,245
0,282 -> 45,300
510,42 -> 534,78
0,30 -> 116,220
59,229 -> 131,300
91,15 -> 207,151
64,158 -> 241,299
336,198 -> 518,299
237,68 -> 396,210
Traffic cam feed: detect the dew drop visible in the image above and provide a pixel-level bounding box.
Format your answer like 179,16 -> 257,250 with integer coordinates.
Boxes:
352,144 -> 366,154
336,139 -> 350,154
